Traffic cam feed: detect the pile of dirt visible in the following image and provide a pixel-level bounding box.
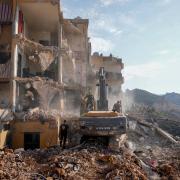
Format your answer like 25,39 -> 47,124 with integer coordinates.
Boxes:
0,145 -> 148,180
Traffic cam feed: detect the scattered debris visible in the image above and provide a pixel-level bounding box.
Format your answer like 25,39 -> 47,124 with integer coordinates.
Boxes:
0,145 -> 148,180
1,142 -> 179,180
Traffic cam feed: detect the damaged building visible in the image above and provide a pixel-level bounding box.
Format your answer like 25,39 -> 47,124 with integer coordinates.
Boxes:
0,0 -> 124,149
90,52 -> 124,109
11,0 -> 62,149
61,17 -> 91,114
0,0 -> 13,148
0,0 -> 63,149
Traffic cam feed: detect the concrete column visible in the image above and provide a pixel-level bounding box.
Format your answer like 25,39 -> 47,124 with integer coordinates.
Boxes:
10,40 -> 18,112
12,80 -> 17,112
10,2 -> 19,112
13,5 -> 19,35
58,24 -> 63,84
58,23 -> 65,113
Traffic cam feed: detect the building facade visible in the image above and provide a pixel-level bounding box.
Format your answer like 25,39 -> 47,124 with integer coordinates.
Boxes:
0,0 -> 124,149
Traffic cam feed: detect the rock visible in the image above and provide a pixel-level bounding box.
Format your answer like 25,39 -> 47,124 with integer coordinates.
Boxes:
14,148 -> 24,154
4,148 -> 13,154
73,164 -> 80,171
55,167 -> 66,177
46,177 -> 53,180
0,151 -> 4,156
145,146 -> 151,150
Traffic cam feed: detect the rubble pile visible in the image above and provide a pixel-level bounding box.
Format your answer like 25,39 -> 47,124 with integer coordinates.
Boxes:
15,35 -> 58,71
0,143 -> 179,179
23,108 -> 59,121
127,115 -> 180,179
15,76 -> 81,91
0,148 -> 37,180
0,145 -> 148,180
151,147 -> 180,179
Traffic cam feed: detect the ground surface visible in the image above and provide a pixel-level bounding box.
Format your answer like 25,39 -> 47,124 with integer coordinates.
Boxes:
0,142 -> 179,180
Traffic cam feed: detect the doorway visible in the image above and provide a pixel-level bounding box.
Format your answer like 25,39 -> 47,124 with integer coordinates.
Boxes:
24,132 -> 40,150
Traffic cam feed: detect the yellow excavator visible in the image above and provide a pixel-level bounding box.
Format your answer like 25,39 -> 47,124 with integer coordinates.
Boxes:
80,67 -> 127,149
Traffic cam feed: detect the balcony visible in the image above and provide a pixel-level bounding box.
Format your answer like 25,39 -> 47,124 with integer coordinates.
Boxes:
106,72 -> 124,82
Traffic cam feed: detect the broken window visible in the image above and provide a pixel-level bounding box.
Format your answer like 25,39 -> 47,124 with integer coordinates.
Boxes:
0,52 -> 10,64
39,40 -> 49,46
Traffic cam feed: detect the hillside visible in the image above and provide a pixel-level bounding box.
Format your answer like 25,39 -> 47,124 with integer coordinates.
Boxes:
124,89 -> 180,112
123,89 -> 180,137
163,92 -> 180,106
125,89 -> 161,106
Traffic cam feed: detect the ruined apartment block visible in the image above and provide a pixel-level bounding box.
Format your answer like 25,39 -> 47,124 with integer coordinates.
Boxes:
61,17 -> 91,114
0,0 -> 62,149
0,0 -> 13,148
90,53 -> 124,109
0,0 -> 124,149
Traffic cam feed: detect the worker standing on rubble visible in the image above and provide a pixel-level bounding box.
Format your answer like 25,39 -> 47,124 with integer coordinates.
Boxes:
112,101 -> 122,113
59,120 -> 69,149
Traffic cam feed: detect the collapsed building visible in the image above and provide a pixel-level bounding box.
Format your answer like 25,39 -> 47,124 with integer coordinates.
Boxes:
0,0 -> 124,149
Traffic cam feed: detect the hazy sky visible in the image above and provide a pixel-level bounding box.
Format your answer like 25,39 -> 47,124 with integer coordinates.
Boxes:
61,0 -> 180,94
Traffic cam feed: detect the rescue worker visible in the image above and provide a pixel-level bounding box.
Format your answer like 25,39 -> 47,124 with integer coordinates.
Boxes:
112,100 -> 122,113
59,120 -> 69,149
84,91 -> 95,112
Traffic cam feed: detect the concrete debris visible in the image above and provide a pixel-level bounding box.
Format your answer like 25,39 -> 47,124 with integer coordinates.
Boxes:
0,108 -> 13,121
22,108 -> 59,122
126,115 -> 180,179
15,76 -> 82,91
0,145 -> 149,180
15,34 -> 58,71
15,108 -> 60,121
15,76 -> 83,112
0,144 -> 179,180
